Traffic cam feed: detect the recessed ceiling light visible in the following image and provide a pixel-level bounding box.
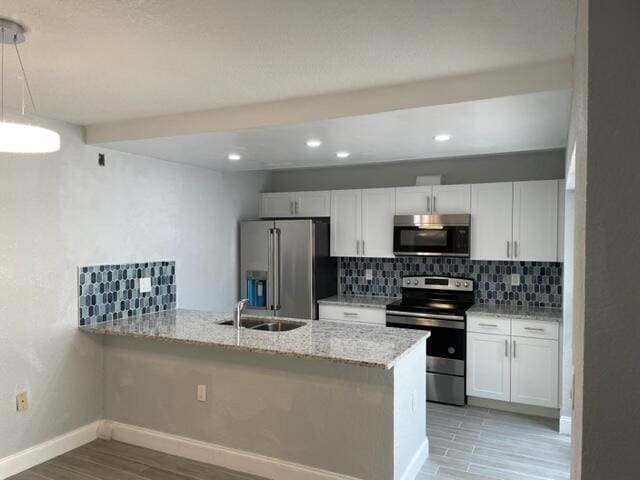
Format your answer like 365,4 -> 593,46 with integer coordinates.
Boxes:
433,134 -> 451,142
306,139 -> 322,148
228,153 -> 242,161
336,151 -> 350,159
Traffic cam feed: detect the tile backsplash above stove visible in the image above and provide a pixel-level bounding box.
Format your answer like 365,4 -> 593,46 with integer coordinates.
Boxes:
339,257 -> 562,308
78,260 -> 176,326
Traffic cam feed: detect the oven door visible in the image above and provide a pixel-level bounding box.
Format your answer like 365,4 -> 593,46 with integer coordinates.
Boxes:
393,224 -> 470,256
386,312 -> 467,405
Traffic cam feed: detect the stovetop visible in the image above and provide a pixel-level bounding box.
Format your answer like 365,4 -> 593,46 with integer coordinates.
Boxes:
386,276 -> 475,318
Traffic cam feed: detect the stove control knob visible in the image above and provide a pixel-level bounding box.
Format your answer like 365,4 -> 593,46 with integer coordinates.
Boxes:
455,281 -> 461,287
405,279 -> 411,285
448,347 -> 456,354
464,282 -> 469,287
413,280 -> 419,286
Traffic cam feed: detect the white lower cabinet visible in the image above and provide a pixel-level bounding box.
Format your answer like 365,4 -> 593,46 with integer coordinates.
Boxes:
467,315 -> 559,408
318,304 -> 386,326
467,333 -> 511,402
510,336 -> 559,408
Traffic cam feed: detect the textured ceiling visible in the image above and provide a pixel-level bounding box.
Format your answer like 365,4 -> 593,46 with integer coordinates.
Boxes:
1,0 -> 576,126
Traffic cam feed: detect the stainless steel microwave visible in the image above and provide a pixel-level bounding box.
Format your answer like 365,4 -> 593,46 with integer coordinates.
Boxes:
393,214 -> 471,257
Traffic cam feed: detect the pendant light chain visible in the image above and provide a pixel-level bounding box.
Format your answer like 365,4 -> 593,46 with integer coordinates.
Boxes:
14,36 -> 36,114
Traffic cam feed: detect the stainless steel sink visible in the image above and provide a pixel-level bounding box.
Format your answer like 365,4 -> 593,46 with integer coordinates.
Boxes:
219,318 -> 305,332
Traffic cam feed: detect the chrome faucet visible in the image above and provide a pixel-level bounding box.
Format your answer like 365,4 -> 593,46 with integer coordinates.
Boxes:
234,299 -> 249,329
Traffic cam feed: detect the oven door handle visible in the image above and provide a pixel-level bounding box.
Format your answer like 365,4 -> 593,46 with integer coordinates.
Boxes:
386,313 -> 465,330
386,310 -> 464,321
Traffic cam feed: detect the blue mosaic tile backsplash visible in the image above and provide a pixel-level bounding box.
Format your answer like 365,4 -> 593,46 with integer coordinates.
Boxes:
339,257 -> 562,308
78,260 -> 176,326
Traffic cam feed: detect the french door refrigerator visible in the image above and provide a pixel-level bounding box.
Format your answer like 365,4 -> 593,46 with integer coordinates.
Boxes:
240,219 -> 337,319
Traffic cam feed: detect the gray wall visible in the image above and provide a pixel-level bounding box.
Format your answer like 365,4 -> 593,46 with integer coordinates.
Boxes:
0,118 -> 269,459
571,1 -> 640,478
269,149 -> 565,191
102,336 -> 422,480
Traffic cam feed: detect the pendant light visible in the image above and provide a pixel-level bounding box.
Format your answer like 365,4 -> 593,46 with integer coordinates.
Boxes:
0,18 -> 60,153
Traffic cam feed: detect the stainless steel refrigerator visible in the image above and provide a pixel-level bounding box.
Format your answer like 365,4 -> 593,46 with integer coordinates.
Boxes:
240,219 -> 337,319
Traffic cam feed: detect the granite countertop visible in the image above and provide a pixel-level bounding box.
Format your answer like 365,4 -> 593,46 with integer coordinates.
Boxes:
79,309 -> 428,370
467,304 -> 562,322
317,295 -> 399,309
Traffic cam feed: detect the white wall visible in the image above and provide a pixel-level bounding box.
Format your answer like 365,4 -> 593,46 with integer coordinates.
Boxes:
0,118 -> 270,459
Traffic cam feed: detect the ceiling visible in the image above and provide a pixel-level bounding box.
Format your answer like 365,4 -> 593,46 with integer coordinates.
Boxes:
98,90 -> 572,171
1,0 -> 577,126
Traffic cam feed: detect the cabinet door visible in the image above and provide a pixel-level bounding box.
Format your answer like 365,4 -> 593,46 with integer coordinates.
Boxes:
512,180 -> 559,262
467,332 -> 511,402
395,186 -> 432,215
432,184 -> 471,214
260,193 -> 295,218
511,337 -> 559,408
557,180 -> 566,262
295,191 -> 331,217
330,190 -> 361,257
362,188 -> 396,258
470,183 -> 513,260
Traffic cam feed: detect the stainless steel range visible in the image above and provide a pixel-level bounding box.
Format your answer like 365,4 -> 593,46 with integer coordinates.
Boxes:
386,276 -> 474,406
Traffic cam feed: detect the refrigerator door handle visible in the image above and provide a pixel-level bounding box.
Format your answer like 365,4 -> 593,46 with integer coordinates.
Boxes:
273,228 -> 282,310
267,228 -> 274,310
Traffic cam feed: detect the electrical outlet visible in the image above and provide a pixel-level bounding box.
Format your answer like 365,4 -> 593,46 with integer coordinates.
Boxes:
16,391 -> 29,412
365,269 -> 373,281
139,277 -> 152,294
197,384 -> 207,402
511,274 -> 520,286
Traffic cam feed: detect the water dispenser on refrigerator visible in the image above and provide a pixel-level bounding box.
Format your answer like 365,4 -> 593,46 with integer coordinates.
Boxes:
245,271 -> 267,308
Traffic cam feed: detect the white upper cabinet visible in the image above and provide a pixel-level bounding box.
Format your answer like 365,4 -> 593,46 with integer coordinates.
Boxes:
432,184 -> 471,214
361,188 -> 396,258
471,180 -> 560,262
557,180 -> 566,262
471,182 -> 514,261
260,192 -> 296,218
512,180 -> 558,262
331,188 -> 395,258
510,336 -> 559,408
295,191 -> 331,217
395,186 -> 432,215
330,189 -> 362,257
395,184 -> 471,215
260,191 -> 330,218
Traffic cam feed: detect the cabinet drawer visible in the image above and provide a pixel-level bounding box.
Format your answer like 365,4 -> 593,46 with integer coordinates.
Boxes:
319,304 -> 386,325
467,315 -> 510,335
512,319 -> 559,340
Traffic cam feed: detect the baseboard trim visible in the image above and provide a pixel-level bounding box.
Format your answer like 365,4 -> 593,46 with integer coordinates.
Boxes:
103,420 -> 363,480
0,421 -> 100,480
559,416 -> 572,435
399,437 -> 428,480
467,396 -> 560,420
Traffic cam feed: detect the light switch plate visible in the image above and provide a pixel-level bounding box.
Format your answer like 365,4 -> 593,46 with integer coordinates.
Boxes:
139,277 -> 152,293
511,274 -> 521,286
365,269 -> 373,281
197,384 -> 207,402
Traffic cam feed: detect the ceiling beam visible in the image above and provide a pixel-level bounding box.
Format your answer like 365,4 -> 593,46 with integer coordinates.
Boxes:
86,58 -> 572,145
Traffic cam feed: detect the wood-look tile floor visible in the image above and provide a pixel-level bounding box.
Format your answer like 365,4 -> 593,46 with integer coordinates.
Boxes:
10,402 -> 570,480
8,439 -> 268,480
419,402 -> 571,480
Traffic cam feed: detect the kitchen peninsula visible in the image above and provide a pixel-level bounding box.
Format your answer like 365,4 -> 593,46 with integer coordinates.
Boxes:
80,309 -> 429,480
